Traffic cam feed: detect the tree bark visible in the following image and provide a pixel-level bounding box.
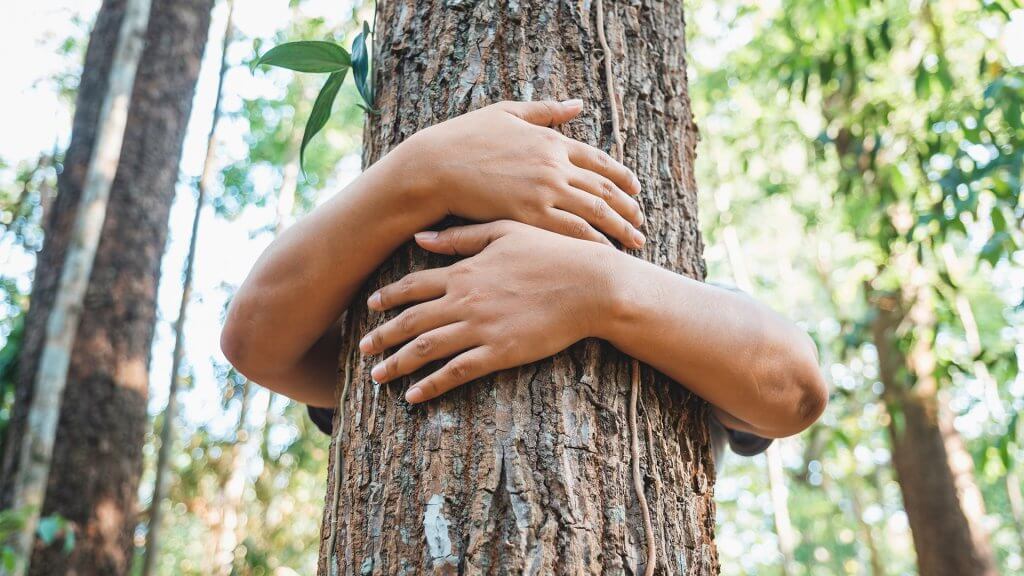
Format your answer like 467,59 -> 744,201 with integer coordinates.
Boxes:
0,0 -> 213,573
141,3 -> 233,574
870,284 -> 998,576
318,2 -> 716,574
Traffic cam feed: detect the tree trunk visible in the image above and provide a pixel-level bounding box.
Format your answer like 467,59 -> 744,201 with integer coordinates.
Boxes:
870,285 -> 998,576
0,0 -> 214,573
141,3 -> 233,574
3,1 -> 151,570
319,2 -> 716,574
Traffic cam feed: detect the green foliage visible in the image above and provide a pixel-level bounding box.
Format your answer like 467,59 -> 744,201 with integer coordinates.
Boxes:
254,40 -> 350,73
254,21 -> 374,174
351,21 -> 375,113
692,0 -> 1024,572
300,69 -> 347,175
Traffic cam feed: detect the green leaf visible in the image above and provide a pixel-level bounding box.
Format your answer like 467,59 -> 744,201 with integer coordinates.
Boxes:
36,516 -> 61,545
300,69 -> 348,175
255,41 -> 350,74
351,21 -> 375,111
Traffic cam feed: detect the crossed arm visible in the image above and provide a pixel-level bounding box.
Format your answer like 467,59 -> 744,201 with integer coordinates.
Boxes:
221,100 -> 827,440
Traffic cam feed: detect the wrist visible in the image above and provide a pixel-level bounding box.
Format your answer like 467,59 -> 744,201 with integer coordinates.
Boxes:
592,249 -> 648,345
584,247 -> 640,342
377,133 -> 447,223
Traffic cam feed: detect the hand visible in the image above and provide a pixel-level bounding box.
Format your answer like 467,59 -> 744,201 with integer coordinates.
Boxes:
358,221 -> 618,403
395,100 -> 646,248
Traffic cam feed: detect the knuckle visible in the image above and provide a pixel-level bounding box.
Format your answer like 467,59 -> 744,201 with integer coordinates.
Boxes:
371,330 -> 384,352
448,359 -> 472,381
600,179 -> 617,200
386,356 -> 399,379
592,198 -> 610,221
448,230 -> 466,254
569,219 -> 590,239
538,154 -> 562,171
398,276 -> 416,295
595,151 -> 612,170
397,310 -> 418,333
462,288 -> 485,307
414,335 -> 434,357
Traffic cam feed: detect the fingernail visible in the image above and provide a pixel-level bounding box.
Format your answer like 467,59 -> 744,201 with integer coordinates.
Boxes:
632,229 -> 646,247
368,292 -> 381,309
636,210 -> 645,227
415,231 -> 438,242
371,362 -> 386,381
633,175 -> 642,194
561,98 -> 583,111
359,335 -> 373,353
406,386 -> 425,403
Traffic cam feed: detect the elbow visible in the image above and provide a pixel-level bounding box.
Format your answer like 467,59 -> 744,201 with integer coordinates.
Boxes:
785,334 -> 828,434
220,300 -> 268,382
759,332 -> 828,438
793,370 -> 828,433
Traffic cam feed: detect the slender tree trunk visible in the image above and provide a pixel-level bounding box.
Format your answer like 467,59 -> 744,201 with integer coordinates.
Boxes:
141,3 -> 233,574
870,275 -> 998,576
2,0 -> 151,572
207,380 -> 252,575
849,483 -> 885,576
712,190 -> 797,574
209,138 -> 298,574
0,0 -> 214,573
319,2 -> 715,574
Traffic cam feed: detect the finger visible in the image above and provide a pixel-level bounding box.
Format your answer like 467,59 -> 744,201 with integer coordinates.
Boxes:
370,322 -> 478,384
568,168 -> 645,228
495,99 -> 583,126
368,268 -> 448,312
565,140 -> 641,196
555,189 -> 645,248
405,346 -> 497,403
542,209 -> 614,247
414,222 -> 515,256
360,298 -> 456,355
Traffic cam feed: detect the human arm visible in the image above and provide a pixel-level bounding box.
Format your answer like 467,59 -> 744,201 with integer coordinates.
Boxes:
220,100 -> 645,407
360,221 -> 827,438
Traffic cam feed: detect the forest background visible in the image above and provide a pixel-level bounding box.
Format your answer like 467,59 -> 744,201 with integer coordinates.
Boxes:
1,0 -> 1022,574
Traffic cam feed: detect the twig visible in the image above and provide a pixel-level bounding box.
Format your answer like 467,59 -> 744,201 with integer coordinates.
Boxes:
595,1 -> 655,574
325,328 -> 354,574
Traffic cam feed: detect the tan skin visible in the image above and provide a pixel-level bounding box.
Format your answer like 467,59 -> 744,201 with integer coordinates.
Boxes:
221,100 -> 828,440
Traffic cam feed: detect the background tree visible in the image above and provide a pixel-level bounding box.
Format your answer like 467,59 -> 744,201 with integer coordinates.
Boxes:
1,0 -> 1022,574
0,0 -> 214,572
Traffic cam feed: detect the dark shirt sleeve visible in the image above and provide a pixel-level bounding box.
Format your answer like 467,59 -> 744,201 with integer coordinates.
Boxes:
307,406 -> 335,435
710,415 -> 773,464
310,404 -> 770,461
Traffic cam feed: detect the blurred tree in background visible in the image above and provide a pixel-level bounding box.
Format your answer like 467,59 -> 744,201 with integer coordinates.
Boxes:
0,0 -> 1021,574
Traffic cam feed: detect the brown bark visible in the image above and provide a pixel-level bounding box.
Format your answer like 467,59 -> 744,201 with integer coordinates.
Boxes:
0,0 -> 213,573
870,286 -> 997,576
319,1 -> 716,574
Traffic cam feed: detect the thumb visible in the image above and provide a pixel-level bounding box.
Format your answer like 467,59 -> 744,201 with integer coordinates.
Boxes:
497,99 -> 584,126
414,221 -> 514,256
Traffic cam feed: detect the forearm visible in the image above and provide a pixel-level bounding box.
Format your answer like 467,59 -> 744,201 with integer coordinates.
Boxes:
221,145 -> 437,406
599,253 -> 827,438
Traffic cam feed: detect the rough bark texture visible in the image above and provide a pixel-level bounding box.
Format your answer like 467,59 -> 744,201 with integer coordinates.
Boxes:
871,289 -> 998,576
0,0 -> 213,573
319,1 -> 717,574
